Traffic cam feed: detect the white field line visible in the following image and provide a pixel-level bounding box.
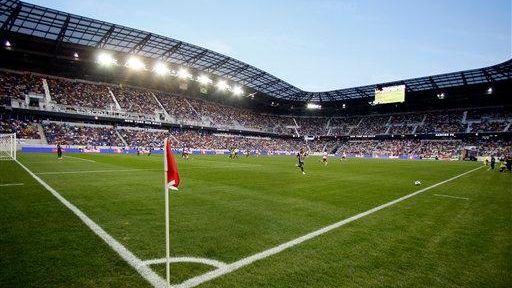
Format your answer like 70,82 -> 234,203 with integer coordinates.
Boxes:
15,159 -> 167,288
142,257 -> 227,269
0,183 -> 24,187
64,155 -> 96,162
175,165 -> 484,288
36,168 -> 160,175
434,194 -> 469,200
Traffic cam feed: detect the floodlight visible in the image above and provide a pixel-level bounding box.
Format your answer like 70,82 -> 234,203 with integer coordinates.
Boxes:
342,103 -> 346,109
153,62 -> 170,76
177,68 -> 192,79
126,56 -> 145,70
487,87 -> 493,94
216,80 -> 229,91
73,52 -> 79,59
5,40 -> 11,47
197,74 -> 212,85
306,103 -> 321,109
232,86 -> 243,96
97,52 -> 116,66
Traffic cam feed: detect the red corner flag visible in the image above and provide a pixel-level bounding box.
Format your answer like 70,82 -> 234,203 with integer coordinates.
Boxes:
164,138 -> 180,190
164,138 -> 180,285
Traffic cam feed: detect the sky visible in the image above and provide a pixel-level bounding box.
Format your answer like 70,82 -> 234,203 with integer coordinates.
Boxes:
26,0 -> 511,92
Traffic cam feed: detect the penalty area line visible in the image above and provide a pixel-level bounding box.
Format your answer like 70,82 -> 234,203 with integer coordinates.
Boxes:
175,165 -> 484,288
14,159 -> 167,288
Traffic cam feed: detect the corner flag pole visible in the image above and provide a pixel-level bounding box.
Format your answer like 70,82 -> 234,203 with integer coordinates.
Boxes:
164,139 -> 171,286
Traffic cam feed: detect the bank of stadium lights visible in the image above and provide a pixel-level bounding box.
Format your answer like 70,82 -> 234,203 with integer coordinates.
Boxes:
197,74 -> 212,85
216,80 -> 229,91
73,52 -> 79,59
487,87 -> 493,94
177,68 -> 192,80
126,56 -> 146,70
232,86 -> 243,96
97,52 -> 117,66
436,92 -> 445,99
153,62 -> 170,76
5,40 -> 11,47
306,103 -> 321,109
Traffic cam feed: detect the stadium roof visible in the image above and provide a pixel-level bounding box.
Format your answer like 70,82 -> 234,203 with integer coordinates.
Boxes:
1,0 -> 511,102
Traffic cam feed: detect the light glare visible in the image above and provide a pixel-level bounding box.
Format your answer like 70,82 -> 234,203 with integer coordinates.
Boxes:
153,62 -> 170,76
97,52 -> 116,66
197,75 -> 212,85
306,103 -> 321,109
126,57 -> 145,70
216,80 -> 229,91
177,68 -> 192,79
233,86 -> 243,96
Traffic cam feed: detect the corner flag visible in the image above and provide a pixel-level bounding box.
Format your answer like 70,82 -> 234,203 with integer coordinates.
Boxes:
164,138 -> 180,286
164,138 -> 180,190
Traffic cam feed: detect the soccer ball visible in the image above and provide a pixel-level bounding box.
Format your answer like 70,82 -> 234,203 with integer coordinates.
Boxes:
414,180 -> 421,186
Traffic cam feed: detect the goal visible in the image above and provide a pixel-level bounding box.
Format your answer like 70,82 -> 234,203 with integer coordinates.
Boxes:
0,133 -> 16,160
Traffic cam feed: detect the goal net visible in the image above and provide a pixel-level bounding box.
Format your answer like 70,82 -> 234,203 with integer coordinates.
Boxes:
0,133 -> 16,160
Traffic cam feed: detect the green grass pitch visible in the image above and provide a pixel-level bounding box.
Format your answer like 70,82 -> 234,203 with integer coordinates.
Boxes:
1,153 -> 510,287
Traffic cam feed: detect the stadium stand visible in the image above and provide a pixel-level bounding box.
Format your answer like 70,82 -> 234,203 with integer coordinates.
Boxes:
0,115 -> 40,139
0,0 -> 509,162
43,122 -> 124,147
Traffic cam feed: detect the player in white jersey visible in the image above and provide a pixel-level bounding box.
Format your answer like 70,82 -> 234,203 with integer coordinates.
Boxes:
321,151 -> 328,166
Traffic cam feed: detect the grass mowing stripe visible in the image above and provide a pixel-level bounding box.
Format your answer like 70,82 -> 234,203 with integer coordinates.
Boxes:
142,257 -> 228,269
14,159 -> 168,288
175,165 -> 484,288
36,168 -> 161,175
0,183 -> 24,187
433,194 -> 470,200
63,155 -> 96,162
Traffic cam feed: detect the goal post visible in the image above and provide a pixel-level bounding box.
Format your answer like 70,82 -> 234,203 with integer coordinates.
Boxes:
0,133 -> 16,160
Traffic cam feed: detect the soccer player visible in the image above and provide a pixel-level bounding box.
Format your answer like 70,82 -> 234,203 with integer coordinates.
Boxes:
321,151 -> 328,166
296,147 -> 306,175
182,146 -> 190,160
57,143 -> 63,160
490,156 -> 496,170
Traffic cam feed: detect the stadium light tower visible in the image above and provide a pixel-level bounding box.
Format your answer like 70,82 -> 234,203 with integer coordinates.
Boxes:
197,74 -> 212,85
233,86 -> 244,96
153,62 -> 170,76
216,80 -> 229,91
126,56 -> 146,70
97,52 -> 116,66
